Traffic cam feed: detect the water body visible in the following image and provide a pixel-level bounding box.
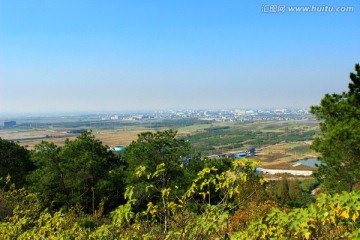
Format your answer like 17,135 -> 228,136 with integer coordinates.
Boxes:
295,158 -> 322,168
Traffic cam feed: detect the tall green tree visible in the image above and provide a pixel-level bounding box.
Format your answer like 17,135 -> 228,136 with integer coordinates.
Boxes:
310,64 -> 360,193
27,131 -> 125,213
0,138 -> 34,188
27,142 -> 67,209
276,176 -> 290,204
123,130 -> 190,208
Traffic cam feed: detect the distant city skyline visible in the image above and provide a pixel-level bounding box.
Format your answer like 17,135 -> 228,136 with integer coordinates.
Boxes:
0,108 -> 312,121
1,1 -> 359,113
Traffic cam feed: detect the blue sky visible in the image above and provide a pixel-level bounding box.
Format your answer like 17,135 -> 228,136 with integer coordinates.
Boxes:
0,0 -> 359,113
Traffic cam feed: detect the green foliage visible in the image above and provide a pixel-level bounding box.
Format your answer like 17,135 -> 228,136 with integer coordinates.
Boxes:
123,130 -> 190,210
270,177 -> 314,208
27,130 -> 125,213
300,178 -> 320,193
234,190 -> 360,239
0,138 -> 34,188
138,158 -> 262,238
27,141 -> 67,210
276,176 -> 290,204
0,202 -> 89,239
0,179 -> 42,222
1,156 -> 359,239
311,64 -> 360,193
87,158 -> 261,238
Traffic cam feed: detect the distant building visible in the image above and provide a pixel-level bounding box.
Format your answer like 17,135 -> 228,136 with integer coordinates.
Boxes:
258,168 -> 313,176
233,152 -> 247,159
247,146 -> 256,156
110,146 -> 126,152
4,121 -> 16,128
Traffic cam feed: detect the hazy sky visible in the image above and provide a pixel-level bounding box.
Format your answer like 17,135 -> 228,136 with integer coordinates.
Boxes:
1,0 -> 359,113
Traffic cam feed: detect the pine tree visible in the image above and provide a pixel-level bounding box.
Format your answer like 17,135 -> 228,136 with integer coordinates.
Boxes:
310,64 -> 360,192
276,176 -> 289,203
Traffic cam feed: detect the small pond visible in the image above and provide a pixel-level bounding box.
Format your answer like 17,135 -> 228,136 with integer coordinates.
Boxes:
294,158 -> 322,168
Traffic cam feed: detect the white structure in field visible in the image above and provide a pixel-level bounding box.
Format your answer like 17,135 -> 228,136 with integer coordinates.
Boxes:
258,168 -> 313,176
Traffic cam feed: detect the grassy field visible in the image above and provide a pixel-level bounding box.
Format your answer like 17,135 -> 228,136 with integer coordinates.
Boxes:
0,130 -> 150,149
0,119 -> 320,171
256,142 -> 319,169
180,120 -> 319,155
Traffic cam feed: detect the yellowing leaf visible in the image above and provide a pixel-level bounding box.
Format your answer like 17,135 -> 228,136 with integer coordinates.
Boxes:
161,188 -> 170,197
260,178 -> 269,185
340,210 -> 349,219
147,202 -> 157,215
352,212 -> 359,222
135,166 -> 146,178
156,163 -> 165,170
